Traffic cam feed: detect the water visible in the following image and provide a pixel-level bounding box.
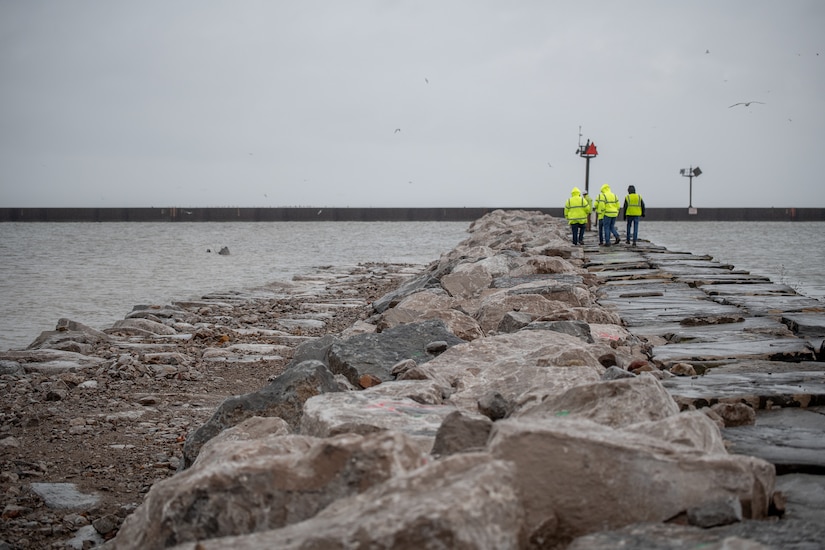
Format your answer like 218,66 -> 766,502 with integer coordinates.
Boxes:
0,222 -> 470,351
1,220 -> 823,352
642,221 -> 825,300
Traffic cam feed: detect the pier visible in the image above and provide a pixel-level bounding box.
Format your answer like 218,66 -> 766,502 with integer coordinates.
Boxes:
1,206 -> 824,222
1,209 -> 823,549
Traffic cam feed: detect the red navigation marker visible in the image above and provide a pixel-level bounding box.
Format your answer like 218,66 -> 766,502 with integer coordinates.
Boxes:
585,142 -> 598,156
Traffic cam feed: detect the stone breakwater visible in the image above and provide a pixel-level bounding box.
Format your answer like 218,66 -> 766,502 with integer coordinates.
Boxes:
2,209 -> 824,549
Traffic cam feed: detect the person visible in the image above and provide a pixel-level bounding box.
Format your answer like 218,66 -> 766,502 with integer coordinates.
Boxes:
564,187 -> 589,245
597,183 -> 621,246
623,184 -> 646,246
594,188 -> 606,245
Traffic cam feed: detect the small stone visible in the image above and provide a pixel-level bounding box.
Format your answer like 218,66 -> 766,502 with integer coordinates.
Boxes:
627,359 -> 648,371
390,359 -> 417,377
92,514 -> 119,536
710,402 -> 756,427
2,504 -> 29,519
138,395 -> 160,406
686,496 -> 743,527
426,340 -> 449,354
597,353 -> 618,368
46,389 -> 68,401
477,391 -> 512,421
670,362 -> 697,376
0,436 -> 21,449
358,374 -> 382,388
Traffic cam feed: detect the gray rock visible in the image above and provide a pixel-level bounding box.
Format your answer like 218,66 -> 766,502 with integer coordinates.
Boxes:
29,482 -> 99,510
167,453 -> 524,550
496,310 -> 536,333
721,408 -> 825,475
775,473 -> 825,523
603,365 -> 636,380
65,524 -> 105,550
300,390 -> 456,453
181,360 -> 340,469
477,390 -> 513,420
288,333 -> 339,366
430,410 -> 493,457
109,318 -> 178,336
0,359 -> 23,374
489,416 -> 775,546
372,265 -> 451,314
687,495 -> 743,527
327,319 -> 464,386
113,431 -> 426,550
525,319 -> 595,343
566,520 -> 825,550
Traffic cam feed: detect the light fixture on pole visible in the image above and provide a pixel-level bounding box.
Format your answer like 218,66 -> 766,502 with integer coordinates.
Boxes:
576,130 -> 599,196
576,127 -> 599,230
679,166 -> 702,212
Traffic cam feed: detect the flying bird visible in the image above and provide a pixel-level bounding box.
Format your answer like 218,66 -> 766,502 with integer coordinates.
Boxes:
729,101 -> 765,108
425,78 -> 429,84
394,128 -> 401,133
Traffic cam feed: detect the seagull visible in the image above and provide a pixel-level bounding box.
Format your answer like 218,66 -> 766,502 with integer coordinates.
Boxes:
547,162 -> 552,168
705,49 -> 710,54
394,128 -> 401,133
729,101 -> 765,108
425,78 -> 429,84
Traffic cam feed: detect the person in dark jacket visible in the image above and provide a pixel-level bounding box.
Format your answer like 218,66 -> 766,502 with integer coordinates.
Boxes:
622,185 -> 646,246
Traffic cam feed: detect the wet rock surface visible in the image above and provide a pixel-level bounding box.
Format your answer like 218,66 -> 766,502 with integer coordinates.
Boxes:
2,210 -> 824,549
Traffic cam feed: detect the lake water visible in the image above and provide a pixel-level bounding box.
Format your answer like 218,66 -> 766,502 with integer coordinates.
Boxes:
0,220 -> 823,352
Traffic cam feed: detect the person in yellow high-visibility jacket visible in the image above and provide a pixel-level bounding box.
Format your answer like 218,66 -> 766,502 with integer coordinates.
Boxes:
564,187 -> 589,245
596,184 -> 621,246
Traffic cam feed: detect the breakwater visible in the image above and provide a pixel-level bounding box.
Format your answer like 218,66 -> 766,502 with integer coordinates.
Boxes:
1,209 -> 823,549
2,206 -> 824,222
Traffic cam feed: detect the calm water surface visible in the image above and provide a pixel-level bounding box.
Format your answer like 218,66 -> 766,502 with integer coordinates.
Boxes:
0,222 -> 470,351
1,220 -> 823,352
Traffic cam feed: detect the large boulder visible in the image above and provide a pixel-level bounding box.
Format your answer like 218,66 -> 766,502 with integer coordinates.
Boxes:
300,390 -> 457,453
167,453 -> 525,550
473,292 -> 577,334
326,319 -> 464,386
112,431 -> 426,550
488,416 -> 776,547
514,375 -> 680,427
424,330 -> 608,414
181,360 -> 339,469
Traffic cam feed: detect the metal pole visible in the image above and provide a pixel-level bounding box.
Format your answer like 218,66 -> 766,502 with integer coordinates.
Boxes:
689,175 -> 693,208
585,157 -> 592,231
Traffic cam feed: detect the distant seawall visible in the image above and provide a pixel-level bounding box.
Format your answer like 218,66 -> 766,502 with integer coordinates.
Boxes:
1,207 -> 823,222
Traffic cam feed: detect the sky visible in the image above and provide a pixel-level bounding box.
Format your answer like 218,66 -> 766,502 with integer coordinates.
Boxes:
1,1 -> 823,209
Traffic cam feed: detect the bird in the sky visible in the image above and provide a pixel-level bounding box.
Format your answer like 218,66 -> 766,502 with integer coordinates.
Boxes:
425,78 -> 429,84
394,128 -> 401,133
729,101 -> 765,108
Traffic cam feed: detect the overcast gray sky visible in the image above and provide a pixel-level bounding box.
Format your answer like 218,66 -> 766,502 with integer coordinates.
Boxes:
1,1 -> 823,209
